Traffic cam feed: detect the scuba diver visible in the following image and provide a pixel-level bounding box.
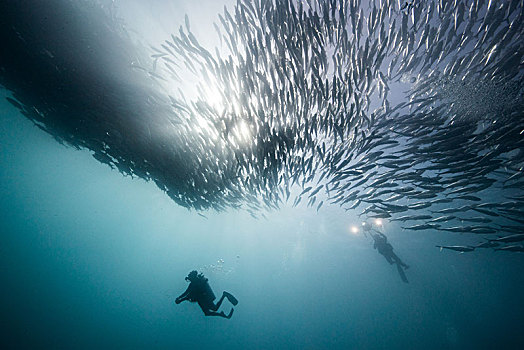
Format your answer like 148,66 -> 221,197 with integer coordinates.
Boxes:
362,221 -> 410,283
175,270 -> 238,319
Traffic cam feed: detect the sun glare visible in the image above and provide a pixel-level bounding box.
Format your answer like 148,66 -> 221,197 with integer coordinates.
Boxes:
237,120 -> 251,139
203,83 -> 224,109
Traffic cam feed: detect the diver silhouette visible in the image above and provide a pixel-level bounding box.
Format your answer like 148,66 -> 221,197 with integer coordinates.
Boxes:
175,270 -> 238,318
363,222 -> 410,283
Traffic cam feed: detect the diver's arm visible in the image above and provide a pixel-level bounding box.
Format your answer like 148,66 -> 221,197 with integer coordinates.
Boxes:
376,231 -> 387,239
371,228 -> 385,237
175,284 -> 192,303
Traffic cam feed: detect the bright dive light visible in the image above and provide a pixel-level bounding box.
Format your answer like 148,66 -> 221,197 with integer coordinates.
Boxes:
350,226 -> 359,234
374,218 -> 383,226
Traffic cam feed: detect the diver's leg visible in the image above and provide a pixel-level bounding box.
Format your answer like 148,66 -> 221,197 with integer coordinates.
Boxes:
199,301 -> 227,317
396,264 -> 409,283
203,309 -> 229,317
202,307 -> 233,318
392,254 -> 409,269
223,291 -> 238,306
384,254 -> 395,264
210,293 -> 226,311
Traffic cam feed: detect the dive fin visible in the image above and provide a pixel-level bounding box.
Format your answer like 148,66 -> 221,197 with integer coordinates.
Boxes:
396,264 -> 408,283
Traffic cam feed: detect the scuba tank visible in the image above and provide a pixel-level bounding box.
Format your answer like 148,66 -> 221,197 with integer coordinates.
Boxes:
201,278 -> 216,301
188,275 -> 216,302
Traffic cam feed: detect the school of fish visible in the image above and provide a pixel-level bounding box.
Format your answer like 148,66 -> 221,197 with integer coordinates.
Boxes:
0,0 -> 522,249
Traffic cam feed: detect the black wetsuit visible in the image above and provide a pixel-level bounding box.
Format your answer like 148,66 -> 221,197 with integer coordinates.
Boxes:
176,276 -> 236,318
372,232 -> 409,283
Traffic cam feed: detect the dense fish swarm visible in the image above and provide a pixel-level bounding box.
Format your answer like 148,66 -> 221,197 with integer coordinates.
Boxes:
0,0 -> 523,241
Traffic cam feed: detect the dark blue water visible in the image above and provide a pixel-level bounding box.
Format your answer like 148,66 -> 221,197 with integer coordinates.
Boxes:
2,88 -> 524,349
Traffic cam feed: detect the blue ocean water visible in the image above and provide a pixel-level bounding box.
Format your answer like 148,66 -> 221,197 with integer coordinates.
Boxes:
1,88 -> 524,349
1,0 -> 524,348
